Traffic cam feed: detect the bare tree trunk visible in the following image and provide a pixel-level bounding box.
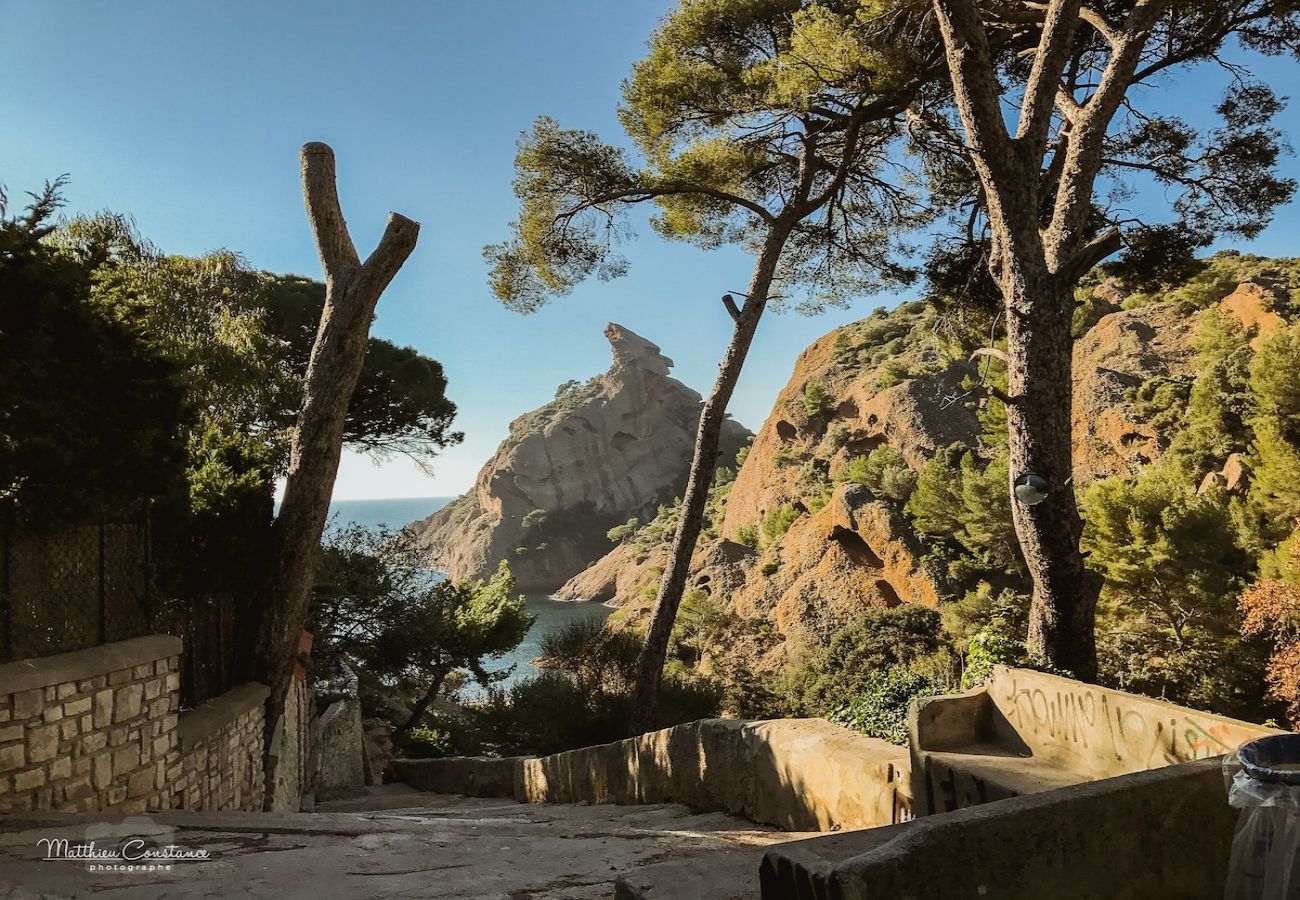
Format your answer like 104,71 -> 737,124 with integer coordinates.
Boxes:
631,229 -> 789,733
394,666 -> 450,737
258,143 -> 419,808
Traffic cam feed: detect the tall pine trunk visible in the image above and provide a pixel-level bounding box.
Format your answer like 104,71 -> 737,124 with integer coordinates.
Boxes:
630,228 -> 790,732
258,143 -> 419,808
1003,265 -> 1101,680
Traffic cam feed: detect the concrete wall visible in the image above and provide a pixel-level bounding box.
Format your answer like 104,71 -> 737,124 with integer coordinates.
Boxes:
392,718 -> 909,832
983,666 -> 1274,775
0,635 -> 272,814
909,665 -> 1279,815
760,759 -> 1239,900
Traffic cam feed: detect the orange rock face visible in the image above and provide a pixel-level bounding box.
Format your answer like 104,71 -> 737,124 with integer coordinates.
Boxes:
1219,282 -> 1285,349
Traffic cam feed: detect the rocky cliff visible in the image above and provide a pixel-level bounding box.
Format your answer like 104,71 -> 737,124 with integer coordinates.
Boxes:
562,264 -> 1295,668
413,324 -> 751,592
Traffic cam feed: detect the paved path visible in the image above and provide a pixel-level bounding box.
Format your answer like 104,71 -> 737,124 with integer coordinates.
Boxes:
0,785 -> 809,899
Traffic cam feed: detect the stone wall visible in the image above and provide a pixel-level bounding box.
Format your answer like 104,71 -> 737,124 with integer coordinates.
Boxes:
0,635 -> 273,814
268,675 -> 312,812
173,683 -> 268,811
0,636 -> 181,814
392,718 -> 909,832
311,698 -> 365,799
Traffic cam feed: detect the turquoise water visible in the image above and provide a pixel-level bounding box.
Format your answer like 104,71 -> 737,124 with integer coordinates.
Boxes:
327,496 -> 612,690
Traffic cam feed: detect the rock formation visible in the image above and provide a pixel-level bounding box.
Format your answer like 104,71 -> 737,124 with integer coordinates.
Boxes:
564,278 -> 1278,667
413,324 -> 751,592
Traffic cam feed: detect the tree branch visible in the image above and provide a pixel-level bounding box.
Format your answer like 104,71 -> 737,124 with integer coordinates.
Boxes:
1016,0 -> 1084,165
352,213 -> 421,306
301,142 -> 361,278
932,0 -> 1024,201
1063,225 -> 1122,281
721,293 -> 742,322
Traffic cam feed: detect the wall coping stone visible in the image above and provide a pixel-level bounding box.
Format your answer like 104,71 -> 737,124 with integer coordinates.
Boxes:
178,682 -> 270,749
0,635 -> 182,695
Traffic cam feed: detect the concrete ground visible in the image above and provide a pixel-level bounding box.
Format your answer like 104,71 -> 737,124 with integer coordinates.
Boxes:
0,785 -> 810,899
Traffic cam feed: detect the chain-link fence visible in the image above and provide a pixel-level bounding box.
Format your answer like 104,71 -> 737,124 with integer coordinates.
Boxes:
0,509 -> 155,662
0,504 -> 255,709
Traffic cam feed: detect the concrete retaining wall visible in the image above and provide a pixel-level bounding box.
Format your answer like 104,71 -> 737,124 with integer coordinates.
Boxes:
760,759 -> 1239,899
909,665 -> 1280,815
392,718 -> 909,832
983,665 -> 1274,775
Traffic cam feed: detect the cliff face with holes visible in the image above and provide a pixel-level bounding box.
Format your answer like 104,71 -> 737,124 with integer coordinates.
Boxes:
562,279 -> 1281,667
413,324 -> 751,593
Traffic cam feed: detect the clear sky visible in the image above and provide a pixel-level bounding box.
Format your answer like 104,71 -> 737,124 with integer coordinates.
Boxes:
4,1 -> 1299,499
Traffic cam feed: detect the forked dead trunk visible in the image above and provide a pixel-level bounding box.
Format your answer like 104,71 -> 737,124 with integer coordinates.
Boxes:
258,143 -> 419,808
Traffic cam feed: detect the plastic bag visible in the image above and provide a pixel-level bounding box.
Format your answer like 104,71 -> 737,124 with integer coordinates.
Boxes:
1224,735 -> 1300,900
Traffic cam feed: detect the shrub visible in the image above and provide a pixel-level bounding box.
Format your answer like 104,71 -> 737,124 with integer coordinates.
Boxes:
804,381 -> 837,418
394,726 -> 456,759
840,445 -> 916,503
735,523 -> 759,548
762,503 -> 802,545
521,508 -> 548,529
778,605 -> 943,715
606,517 -> 639,544
829,666 -> 950,745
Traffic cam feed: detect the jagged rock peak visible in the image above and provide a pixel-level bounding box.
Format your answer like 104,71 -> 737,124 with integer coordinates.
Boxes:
605,323 -> 672,377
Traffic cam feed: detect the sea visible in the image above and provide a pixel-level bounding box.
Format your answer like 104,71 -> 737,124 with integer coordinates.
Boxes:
327,496 -> 613,692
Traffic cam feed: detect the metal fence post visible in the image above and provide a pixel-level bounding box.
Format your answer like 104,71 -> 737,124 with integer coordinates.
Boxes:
98,517 -> 108,645
1,505 -> 12,660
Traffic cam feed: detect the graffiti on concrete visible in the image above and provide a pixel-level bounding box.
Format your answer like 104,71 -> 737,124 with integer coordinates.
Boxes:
998,676 -> 1250,770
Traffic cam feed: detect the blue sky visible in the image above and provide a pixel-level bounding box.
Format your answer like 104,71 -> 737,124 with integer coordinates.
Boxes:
4,1 -> 1300,499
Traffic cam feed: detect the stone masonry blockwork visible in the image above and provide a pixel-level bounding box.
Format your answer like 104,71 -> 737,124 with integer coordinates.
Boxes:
0,636 -> 268,814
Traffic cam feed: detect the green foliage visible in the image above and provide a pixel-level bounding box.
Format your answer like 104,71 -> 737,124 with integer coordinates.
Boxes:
486,0 -> 930,313
1241,322 -> 1300,548
761,503 -> 802,546
839,445 -> 916,503
1082,467 -> 1260,713
670,589 -> 735,667
393,726 -> 456,760
777,604 -> 943,717
607,517 -> 640,544
1165,307 -> 1254,478
829,666 -> 950,745
479,621 -> 722,756
311,527 -> 533,725
260,274 -> 461,462
521,508 -> 548,529
735,522 -> 759,548
772,446 -> 800,468
961,626 -> 1022,689
0,183 -> 189,523
803,381 -> 837,419
907,445 -> 1019,578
